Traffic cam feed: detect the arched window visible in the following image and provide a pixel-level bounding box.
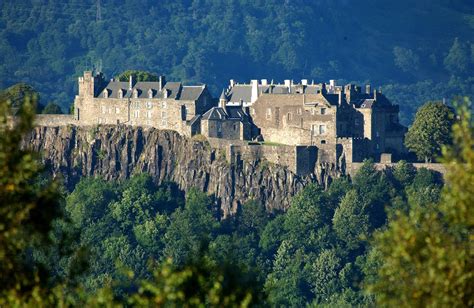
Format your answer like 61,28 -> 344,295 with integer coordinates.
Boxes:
148,89 -> 153,98
103,89 -> 108,98
118,89 -> 123,99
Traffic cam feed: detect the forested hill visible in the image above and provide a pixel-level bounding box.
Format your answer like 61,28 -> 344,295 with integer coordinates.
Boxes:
1,0 -> 473,123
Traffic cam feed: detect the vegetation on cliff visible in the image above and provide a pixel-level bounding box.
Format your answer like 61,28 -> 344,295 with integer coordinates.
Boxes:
1,95 -> 472,306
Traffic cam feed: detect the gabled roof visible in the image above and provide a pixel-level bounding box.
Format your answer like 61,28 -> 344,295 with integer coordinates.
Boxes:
180,86 -> 205,101
99,80 -> 205,101
202,106 -> 250,122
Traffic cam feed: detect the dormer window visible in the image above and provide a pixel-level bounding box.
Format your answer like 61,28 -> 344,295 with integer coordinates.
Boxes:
102,89 -> 108,98
133,89 -> 139,98
163,89 -> 169,99
118,89 -> 123,99
148,89 -> 153,98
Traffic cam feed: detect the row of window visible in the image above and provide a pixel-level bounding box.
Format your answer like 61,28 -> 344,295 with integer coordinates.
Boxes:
101,102 -> 171,114
104,89 -> 169,99
265,107 -> 327,120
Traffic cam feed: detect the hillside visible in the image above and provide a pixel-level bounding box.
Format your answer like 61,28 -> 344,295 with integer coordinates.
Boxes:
1,0 -> 473,123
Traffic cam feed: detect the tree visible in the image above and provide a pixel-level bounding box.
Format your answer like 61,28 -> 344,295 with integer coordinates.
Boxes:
405,101 -> 455,162
368,98 -> 473,307
41,102 -> 63,114
115,70 -> 159,82
444,37 -> 469,75
0,95 -> 61,305
393,46 -> 419,72
163,188 -> 218,265
130,254 -> 264,307
332,190 -> 370,251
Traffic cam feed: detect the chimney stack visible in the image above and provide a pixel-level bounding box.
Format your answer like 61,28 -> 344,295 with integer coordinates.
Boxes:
129,75 -> 133,90
338,91 -> 342,105
251,80 -> 259,104
261,79 -> 268,86
230,79 -> 235,88
366,84 -> 371,94
301,79 -> 308,86
159,75 -> 166,91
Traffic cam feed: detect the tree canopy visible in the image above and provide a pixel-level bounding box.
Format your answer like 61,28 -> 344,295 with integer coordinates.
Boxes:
368,97 -> 473,307
405,101 -> 455,162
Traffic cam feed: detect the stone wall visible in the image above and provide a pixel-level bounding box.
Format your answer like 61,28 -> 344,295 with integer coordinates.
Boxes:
350,162 -> 447,177
251,93 -> 337,146
34,115 -> 77,126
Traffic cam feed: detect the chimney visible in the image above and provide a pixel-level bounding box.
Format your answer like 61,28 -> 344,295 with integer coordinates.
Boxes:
374,89 -> 377,100
230,79 -> 235,88
159,75 -> 166,91
284,79 -> 291,88
251,80 -> 258,104
321,83 -> 327,94
129,75 -> 133,90
301,79 -> 308,86
338,91 -> 342,105
261,79 -> 268,86
366,84 -> 371,94
330,79 -> 335,91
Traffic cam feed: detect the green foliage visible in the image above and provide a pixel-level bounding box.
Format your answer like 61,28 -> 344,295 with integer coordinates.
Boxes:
405,101 -> 455,162
393,46 -> 419,72
41,101 -> 63,114
0,83 -> 39,114
0,95 -> 61,304
368,98 -> 473,307
115,70 -> 159,82
444,37 -> 471,74
130,256 -> 263,307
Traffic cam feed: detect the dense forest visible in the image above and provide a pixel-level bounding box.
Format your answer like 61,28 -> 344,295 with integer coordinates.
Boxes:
1,0 -> 473,123
39,163 -> 441,306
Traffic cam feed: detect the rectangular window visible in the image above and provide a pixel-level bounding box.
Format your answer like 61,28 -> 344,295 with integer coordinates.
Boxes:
319,125 -> 327,135
134,110 -> 140,118
146,101 -> 152,109
161,111 -> 167,126
321,108 -> 326,115
266,108 -> 272,120
115,107 -> 120,114
296,108 -> 302,115
147,111 -> 152,119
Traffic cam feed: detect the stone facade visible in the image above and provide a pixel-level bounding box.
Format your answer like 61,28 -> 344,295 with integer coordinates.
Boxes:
41,72 -> 408,170
222,79 -> 407,162
73,71 -> 214,137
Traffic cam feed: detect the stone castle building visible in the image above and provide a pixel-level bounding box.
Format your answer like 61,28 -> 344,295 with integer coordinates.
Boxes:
73,71 -> 214,136
70,71 -> 407,168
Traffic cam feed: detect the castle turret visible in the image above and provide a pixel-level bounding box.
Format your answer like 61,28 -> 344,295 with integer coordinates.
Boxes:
219,89 -> 227,111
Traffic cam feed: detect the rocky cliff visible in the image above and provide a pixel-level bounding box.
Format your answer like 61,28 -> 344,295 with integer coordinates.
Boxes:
25,125 -> 342,216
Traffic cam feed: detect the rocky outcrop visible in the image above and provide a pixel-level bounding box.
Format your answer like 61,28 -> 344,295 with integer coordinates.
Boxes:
25,125 -> 342,216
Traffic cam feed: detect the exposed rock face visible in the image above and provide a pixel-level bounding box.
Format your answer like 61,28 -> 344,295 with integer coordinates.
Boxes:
25,125 -> 342,216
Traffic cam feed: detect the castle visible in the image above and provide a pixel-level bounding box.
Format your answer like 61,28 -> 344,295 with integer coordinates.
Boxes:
54,71 -> 406,175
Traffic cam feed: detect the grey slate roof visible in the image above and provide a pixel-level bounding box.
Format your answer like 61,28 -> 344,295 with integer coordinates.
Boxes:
202,106 -> 250,122
180,86 -> 205,101
202,107 -> 228,120
227,84 -> 325,103
99,81 -> 204,101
